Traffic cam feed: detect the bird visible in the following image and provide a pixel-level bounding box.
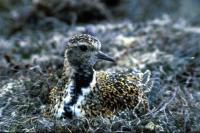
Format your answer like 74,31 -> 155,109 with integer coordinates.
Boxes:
47,34 -> 152,119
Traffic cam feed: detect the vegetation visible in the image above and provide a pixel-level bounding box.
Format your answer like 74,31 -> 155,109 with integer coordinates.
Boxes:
0,0 -> 200,132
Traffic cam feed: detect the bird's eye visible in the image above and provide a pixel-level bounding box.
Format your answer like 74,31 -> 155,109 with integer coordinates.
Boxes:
79,45 -> 88,51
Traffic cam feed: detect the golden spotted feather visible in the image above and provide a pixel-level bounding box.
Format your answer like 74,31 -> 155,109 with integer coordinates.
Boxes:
81,71 -> 149,118
44,70 -> 150,118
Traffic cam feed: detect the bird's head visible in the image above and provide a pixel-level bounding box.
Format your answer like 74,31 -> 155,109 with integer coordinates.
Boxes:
65,34 -> 115,68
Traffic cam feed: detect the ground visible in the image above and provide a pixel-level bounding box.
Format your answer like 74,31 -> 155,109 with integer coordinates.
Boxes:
0,0 -> 200,132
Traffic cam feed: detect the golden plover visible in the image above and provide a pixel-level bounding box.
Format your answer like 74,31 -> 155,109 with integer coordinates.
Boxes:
49,34 -> 151,119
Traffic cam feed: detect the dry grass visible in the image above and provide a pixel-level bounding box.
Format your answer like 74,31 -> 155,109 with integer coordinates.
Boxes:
0,8 -> 200,132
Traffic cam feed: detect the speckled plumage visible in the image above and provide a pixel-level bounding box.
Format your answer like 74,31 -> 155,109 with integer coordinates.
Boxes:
46,34 -> 151,119
81,70 -> 149,118
67,34 -> 101,50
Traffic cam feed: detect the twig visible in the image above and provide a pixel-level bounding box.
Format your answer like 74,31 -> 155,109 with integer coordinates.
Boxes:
0,98 -> 12,117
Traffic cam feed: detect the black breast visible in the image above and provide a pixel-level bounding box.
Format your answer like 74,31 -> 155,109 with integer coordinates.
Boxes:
74,67 -> 94,89
63,66 -> 94,117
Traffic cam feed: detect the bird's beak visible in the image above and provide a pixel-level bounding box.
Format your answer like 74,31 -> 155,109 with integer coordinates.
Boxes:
96,51 -> 115,62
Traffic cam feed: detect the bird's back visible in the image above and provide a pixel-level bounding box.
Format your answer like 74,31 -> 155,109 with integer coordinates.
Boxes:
45,69 -> 152,119
81,70 -> 151,118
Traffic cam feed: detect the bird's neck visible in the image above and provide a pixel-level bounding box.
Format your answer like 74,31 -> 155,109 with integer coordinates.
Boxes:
64,59 -> 95,89
72,65 -> 95,89
61,59 -> 96,118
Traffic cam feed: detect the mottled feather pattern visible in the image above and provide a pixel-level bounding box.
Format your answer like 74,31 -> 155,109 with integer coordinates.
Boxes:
43,34 -> 151,119
81,71 -> 148,118
68,34 -> 101,50
45,70 -> 149,118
